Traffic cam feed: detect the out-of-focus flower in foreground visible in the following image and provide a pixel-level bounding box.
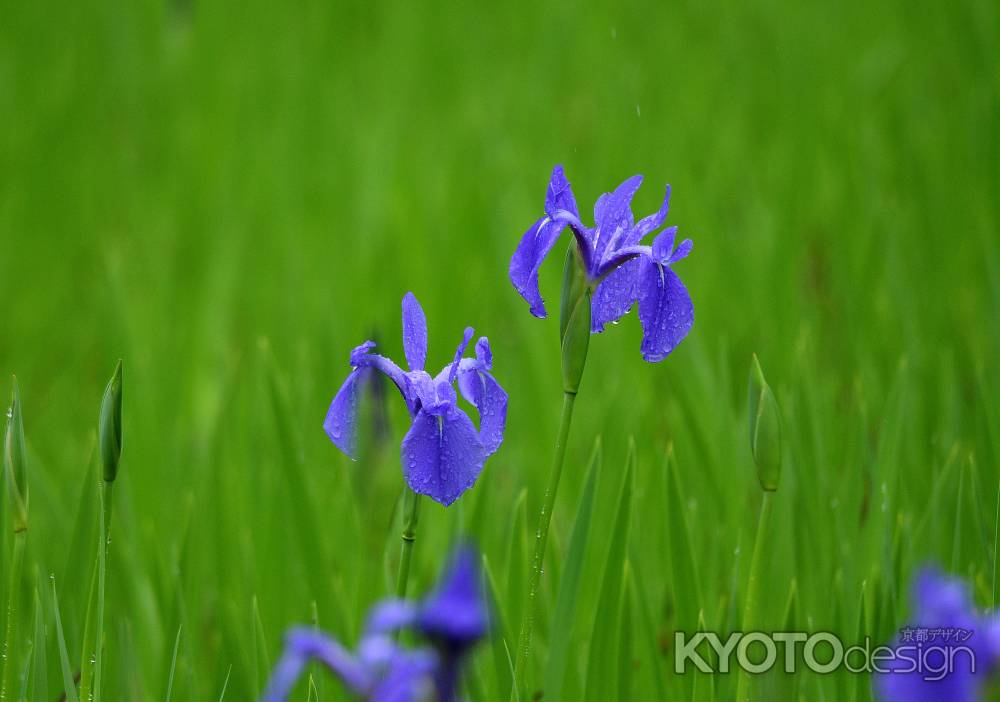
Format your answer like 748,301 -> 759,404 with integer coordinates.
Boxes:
324,292 -> 507,506
510,165 -> 694,362
261,546 -> 488,702
876,567 -> 1000,702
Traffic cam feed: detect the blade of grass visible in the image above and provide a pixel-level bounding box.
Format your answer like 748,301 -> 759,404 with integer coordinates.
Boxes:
544,437 -> 600,702
30,587 -> 48,702
217,664 -> 232,701
251,596 -> 270,694
50,577 -> 80,702
481,553 -> 513,701
165,624 -> 182,702
617,562 -> 634,702
583,440 -> 635,702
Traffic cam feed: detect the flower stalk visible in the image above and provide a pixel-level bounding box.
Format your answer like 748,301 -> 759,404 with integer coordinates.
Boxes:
736,355 -> 782,701
396,487 -> 422,599
513,246 -> 590,694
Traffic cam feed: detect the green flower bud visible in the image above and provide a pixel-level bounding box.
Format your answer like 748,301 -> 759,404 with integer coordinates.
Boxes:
4,376 -> 28,532
748,354 -> 782,491
559,245 -> 591,395
99,359 -> 123,483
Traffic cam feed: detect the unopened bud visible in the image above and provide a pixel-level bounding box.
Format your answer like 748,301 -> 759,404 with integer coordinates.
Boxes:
559,245 -> 591,394
99,360 -> 123,483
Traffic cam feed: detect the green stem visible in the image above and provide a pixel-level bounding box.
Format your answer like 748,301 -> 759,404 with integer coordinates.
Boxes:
94,480 -> 113,702
736,490 -> 774,702
1,530 -> 26,702
513,390 -> 578,696
395,488 -> 421,599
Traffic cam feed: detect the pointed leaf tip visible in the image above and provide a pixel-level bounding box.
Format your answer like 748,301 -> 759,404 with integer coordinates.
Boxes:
748,354 -> 782,491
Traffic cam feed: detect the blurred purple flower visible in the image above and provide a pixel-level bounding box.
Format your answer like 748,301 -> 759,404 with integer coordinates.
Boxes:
876,568 -> 1000,702
324,293 -> 507,506
510,165 -> 694,362
262,547 -> 489,702
368,546 -> 489,702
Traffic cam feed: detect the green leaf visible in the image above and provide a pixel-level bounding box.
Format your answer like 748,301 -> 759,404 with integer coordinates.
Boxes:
617,562 -> 634,702
165,624 -> 182,702
99,360 -> 124,483
31,587 -> 48,702
584,441 -> 635,702
665,445 -> 702,634
50,577 -> 80,702
544,438 -> 601,701
504,489 -> 528,653
251,596 -> 270,694
481,554 -> 513,701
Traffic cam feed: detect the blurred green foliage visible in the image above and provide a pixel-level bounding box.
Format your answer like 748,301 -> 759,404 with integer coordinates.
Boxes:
1,0 -> 998,699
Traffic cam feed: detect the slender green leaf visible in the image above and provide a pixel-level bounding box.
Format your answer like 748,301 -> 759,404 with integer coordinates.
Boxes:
544,438 -> 601,701
583,441 -> 635,702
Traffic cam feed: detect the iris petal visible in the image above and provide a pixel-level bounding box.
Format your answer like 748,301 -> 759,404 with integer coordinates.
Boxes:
457,367 -> 508,456
591,257 -> 642,333
323,368 -> 372,459
637,260 -> 694,363
401,293 -> 428,371
401,408 -> 486,506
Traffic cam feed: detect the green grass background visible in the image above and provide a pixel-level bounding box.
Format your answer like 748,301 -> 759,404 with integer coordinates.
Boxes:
1,0 -> 998,699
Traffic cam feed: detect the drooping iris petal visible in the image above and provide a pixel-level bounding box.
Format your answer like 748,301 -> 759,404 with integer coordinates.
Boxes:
261,628 -> 372,702
593,174 -> 642,263
591,257 -> 641,333
401,292 -> 428,371
401,408 -> 486,506
457,367 -> 508,456
323,368 -> 373,459
636,260 -> 694,362
509,215 -> 568,318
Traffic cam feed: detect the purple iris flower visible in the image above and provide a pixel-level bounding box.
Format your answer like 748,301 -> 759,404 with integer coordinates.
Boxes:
262,547 -> 488,702
324,292 -> 507,506
510,165 -> 694,362
368,547 -> 489,702
876,568 -> 1000,702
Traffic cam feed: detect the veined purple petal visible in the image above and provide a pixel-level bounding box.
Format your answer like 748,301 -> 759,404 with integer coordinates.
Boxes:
474,337 -> 492,369
543,165 -> 580,221
457,367 -> 508,456
509,215 -> 567,317
449,327 -> 475,383
591,257 -> 642,332
625,185 -> 671,248
637,260 -> 694,362
594,244 -> 653,280
401,408 -> 486,506
323,368 -> 373,459
593,174 -> 643,262
401,293 -> 428,371
651,226 -> 678,262
670,238 -> 693,263
261,628 -> 371,701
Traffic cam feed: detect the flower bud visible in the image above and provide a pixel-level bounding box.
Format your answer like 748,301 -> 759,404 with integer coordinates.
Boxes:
4,376 -> 28,532
559,245 -> 591,394
748,354 -> 781,491
99,359 -> 123,483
